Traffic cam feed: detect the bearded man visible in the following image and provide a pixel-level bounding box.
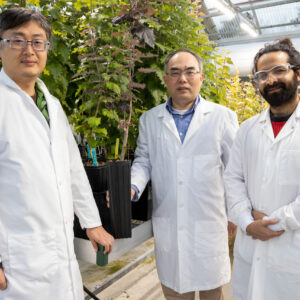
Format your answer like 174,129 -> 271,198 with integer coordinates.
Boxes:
224,38 -> 300,300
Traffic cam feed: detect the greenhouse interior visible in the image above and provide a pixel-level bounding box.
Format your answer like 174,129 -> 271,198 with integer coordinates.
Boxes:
0,1 -> 299,300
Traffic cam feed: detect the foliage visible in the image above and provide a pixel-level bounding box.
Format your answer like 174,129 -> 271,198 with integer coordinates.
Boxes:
0,0 -> 256,161
70,0 -> 160,160
221,73 -> 267,124
68,0 -> 235,160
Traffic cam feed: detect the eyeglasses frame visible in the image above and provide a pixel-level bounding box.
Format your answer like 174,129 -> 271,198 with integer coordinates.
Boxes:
253,63 -> 295,84
0,37 -> 50,51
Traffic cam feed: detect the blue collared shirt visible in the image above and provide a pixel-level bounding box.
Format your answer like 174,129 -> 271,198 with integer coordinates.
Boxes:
166,95 -> 200,143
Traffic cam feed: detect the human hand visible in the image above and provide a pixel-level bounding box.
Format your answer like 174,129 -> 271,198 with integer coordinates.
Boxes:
0,267 -> 7,290
252,210 -> 267,220
228,221 -> 237,235
106,190 -> 110,208
86,226 -> 114,254
131,188 -> 136,201
246,219 -> 284,241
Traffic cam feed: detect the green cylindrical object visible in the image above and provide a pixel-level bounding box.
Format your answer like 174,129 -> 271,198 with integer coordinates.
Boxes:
97,244 -> 108,266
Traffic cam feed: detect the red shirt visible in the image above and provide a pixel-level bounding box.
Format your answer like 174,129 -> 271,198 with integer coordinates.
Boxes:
270,111 -> 291,138
271,121 -> 287,137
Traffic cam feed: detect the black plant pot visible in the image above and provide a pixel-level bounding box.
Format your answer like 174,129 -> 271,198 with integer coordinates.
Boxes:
74,161 -> 131,239
107,161 -> 132,238
131,182 -> 152,221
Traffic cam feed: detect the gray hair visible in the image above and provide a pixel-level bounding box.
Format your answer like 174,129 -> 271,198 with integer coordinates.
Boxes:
164,49 -> 203,73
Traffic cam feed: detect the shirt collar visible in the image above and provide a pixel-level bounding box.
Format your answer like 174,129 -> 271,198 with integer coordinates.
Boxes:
35,82 -> 44,97
166,95 -> 200,115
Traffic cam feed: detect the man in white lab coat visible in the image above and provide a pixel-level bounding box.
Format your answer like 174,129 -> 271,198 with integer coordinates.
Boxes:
131,49 -> 238,299
224,38 -> 300,300
0,8 -> 114,300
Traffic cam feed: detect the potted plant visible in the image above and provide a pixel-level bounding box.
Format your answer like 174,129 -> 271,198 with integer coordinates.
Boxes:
71,0 -> 159,239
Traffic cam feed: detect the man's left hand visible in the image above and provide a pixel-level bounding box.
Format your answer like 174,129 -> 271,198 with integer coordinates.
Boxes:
86,226 -> 114,254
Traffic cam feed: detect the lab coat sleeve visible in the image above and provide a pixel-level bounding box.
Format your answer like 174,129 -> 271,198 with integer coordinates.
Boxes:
66,117 -> 102,229
224,122 -> 254,229
221,110 -> 239,167
131,113 -> 151,199
267,195 -> 300,231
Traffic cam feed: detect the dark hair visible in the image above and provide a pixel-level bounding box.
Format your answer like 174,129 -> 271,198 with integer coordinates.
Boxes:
0,7 -> 51,40
164,49 -> 203,73
252,38 -> 300,74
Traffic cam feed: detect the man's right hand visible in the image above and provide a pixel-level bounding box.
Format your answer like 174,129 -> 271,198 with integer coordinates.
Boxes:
246,219 -> 284,241
131,188 -> 136,201
0,268 -> 7,290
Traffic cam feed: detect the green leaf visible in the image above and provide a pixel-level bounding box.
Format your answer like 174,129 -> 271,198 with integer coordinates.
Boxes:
105,82 -> 121,94
93,127 -> 108,136
87,117 -> 101,127
102,108 -> 118,120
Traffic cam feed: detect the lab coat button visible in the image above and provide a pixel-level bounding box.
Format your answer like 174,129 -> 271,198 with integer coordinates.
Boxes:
179,203 -> 184,208
178,181 -> 183,185
179,226 -> 184,231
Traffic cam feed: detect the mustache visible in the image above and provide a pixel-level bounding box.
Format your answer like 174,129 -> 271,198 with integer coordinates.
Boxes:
264,82 -> 286,93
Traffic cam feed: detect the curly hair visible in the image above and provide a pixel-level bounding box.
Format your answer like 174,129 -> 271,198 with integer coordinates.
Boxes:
252,38 -> 300,74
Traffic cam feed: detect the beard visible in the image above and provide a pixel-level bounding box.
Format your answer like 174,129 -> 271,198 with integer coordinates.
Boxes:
260,74 -> 299,107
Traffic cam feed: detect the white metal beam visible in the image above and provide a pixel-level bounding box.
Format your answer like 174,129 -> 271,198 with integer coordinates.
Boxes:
203,0 -> 299,18
215,29 -> 300,46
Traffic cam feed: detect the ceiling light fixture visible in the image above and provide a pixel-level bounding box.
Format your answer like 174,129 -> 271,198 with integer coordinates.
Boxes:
240,22 -> 258,37
210,0 -> 235,19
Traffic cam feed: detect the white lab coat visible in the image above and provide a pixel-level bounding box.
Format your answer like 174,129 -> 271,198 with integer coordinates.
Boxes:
224,104 -> 300,300
0,70 -> 101,300
131,98 -> 238,293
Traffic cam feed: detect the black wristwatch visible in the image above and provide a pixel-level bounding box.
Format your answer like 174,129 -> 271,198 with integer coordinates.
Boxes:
0,257 -> 2,269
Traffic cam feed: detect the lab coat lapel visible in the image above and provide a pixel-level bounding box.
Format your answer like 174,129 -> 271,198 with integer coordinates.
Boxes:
37,78 -> 58,144
259,109 -> 275,142
183,98 -> 211,145
0,70 -> 51,136
273,102 -> 300,144
159,103 -> 182,144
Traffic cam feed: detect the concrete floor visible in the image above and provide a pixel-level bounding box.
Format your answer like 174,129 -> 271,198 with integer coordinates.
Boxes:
96,255 -> 235,300
81,237 -> 235,300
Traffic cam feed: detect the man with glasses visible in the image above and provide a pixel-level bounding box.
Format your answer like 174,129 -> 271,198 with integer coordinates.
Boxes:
131,49 -> 238,299
0,7 -> 114,300
224,38 -> 300,300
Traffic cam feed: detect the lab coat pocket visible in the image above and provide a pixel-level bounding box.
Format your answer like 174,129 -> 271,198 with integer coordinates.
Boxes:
8,231 -> 58,281
267,231 -> 300,274
279,150 -> 300,185
194,221 -> 227,257
152,217 -> 171,252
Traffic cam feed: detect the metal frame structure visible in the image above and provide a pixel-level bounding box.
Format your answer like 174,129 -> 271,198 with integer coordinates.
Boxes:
198,0 -> 300,46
